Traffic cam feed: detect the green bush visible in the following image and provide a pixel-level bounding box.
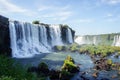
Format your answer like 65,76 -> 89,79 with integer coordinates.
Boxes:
54,46 -> 64,51
0,76 -> 15,80
0,55 -> 36,80
69,43 -> 78,52
66,55 -> 75,63
38,62 -> 49,76
63,24 -> 69,28
32,20 -> 40,24
107,59 -> 113,65
60,70 -> 72,80
61,55 -> 79,73
38,62 -> 48,70
79,45 -> 120,57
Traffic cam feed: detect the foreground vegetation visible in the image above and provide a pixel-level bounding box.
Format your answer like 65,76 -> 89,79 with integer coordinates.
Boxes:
0,55 -> 38,80
0,54 -> 79,80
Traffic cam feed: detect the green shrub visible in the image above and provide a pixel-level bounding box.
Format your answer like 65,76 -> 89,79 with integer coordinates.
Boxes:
60,70 -> 72,80
38,62 -> 49,76
0,76 -> 15,80
32,20 -> 40,24
118,52 -> 120,55
107,59 -> 113,65
54,46 -> 64,51
38,62 -> 48,70
0,55 -> 36,80
63,24 -> 69,28
66,55 -> 75,63
69,44 -> 78,52
79,45 -> 120,57
61,55 -> 79,73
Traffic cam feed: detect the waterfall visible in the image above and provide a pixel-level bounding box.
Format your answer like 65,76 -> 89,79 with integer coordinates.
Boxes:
86,36 -> 90,44
75,36 -> 96,45
49,24 -> 63,46
9,21 -> 74,58
67,28 -> 73,43
39,25 -> 49,48
112,35 -> 120,46
9,21 -> 18,57
9,21 -> 50,58
75,36 -> 85,45
93,36 -> 96,45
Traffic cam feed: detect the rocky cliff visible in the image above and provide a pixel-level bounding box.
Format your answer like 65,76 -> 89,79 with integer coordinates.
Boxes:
0,15 -> 11,56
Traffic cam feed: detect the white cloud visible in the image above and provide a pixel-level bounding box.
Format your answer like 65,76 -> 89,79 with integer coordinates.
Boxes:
78,19 -> 94,23
58,11 -> 72,21
38,5 -> 72,21
101,0 -> 120,5
38,5 -> 50,11
0,0 -> 27,13
40,11 -> 72,21
0,0 -> 38,17
38,5 -> 70,12
105,18 -> 116,22
106,13 -> 113,17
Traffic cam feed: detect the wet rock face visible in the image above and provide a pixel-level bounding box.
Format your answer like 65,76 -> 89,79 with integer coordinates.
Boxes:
61,26 -> 68,44
94,58 -> 120,71
61,26 -> 75,44
0,15 -> 11,56
71,29 -> 75,42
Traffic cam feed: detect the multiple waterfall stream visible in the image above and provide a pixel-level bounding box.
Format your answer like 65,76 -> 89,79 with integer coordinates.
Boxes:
9,21 -> 73,58
75,36 -> 97,45
112,35 -> 120,46
75,35 -> 120,46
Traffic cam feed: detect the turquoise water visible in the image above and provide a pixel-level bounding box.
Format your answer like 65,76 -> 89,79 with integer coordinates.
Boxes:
108,53 -> 120,63
15,52 -> 94,71
41,52 -> 94,70
15,52 -> 120,80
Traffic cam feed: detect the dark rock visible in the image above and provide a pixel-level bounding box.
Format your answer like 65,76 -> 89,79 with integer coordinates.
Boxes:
61,25 -> 75,44
101,78 -> 109,80
0,15 -> 11,56
114,55 -> 119,58
94,58 -> 113,71
92,71 -> 99,78
37,62 -> 49,75
49,69 -> 60,80
27,66 -> 38,73
111,75 -> 117,79
80,75 -> 89,80
45,25 -> 52,45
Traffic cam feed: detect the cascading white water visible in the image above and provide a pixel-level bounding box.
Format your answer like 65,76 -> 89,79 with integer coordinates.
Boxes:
49,24 -> 63,46
9,21 -> 74,58
93,36 -> 96,45
75,36 -> 85,45
86,36 -> 90,44
112,35 -> 120,46
39,25 -> 49,48
9,21 -> 49,58
67,28 -> 73,43
9,21 -> 18,57
75,36 -> 97,45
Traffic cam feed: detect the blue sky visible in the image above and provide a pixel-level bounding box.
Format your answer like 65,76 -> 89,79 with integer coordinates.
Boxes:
0,0 -> 120,35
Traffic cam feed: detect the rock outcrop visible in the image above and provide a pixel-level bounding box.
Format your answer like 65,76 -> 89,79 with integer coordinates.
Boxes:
0,15 -> 11,56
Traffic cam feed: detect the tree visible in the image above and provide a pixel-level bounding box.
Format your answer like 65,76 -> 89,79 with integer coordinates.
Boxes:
63,24 -> 69,28
32,20 -> 40,24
